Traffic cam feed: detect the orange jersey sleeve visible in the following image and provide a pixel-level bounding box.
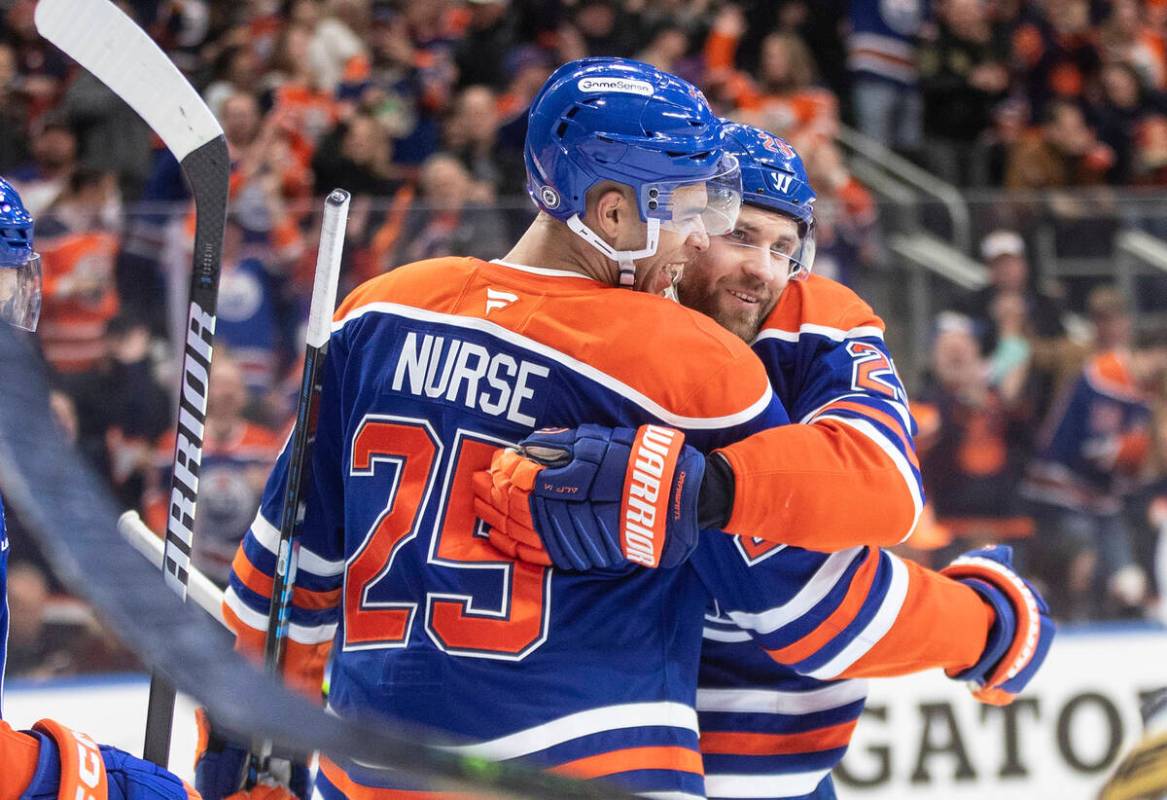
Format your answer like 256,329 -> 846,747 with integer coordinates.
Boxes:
718,276 -> 922,548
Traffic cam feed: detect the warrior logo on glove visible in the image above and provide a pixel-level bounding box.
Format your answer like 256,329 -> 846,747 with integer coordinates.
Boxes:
619,425 -> 687,567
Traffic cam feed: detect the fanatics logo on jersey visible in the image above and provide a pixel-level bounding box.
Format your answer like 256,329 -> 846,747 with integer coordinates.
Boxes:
486,288 -> 518,315
577,77 -> 654,97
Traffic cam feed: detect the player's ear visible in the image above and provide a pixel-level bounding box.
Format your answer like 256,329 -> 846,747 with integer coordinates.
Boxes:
588,182 -> 632,242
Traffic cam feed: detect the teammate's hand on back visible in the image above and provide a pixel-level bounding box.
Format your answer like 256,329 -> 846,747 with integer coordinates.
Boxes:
473,424 -> 707,571
940,545 -> 1055,706
194,709 -> 308,800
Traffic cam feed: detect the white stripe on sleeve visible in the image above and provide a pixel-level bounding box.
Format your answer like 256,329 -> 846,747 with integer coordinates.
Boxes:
807,553 -> 910,679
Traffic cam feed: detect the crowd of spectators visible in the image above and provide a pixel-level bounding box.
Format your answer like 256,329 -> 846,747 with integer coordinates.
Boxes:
4,0 -> 1167,678
907,229 -> 1167,624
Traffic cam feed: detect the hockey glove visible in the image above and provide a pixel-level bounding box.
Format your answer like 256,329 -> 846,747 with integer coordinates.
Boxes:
940,545 -> 1055,706
194,709 -> 309,800
13,718 -> 200,800
473,424 -> 705,571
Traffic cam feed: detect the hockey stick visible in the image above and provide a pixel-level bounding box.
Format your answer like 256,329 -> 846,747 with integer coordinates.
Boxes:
250,189 -> 349,781
35,0 -> 230,766
0,327 -> 634,800
118,511 -> 225,626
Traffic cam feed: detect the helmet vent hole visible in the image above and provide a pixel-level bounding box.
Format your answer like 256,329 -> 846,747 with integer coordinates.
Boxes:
565,106 -> 581,119
555,122 -> 569,138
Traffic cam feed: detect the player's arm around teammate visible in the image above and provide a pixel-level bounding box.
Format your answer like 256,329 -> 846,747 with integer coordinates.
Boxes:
474,123 -> 1053,706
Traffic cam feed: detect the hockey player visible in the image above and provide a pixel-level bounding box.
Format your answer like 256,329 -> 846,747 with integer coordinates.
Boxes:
206,57 -> 791,800
476,124 -> 1055,798
0,177 -> 216,800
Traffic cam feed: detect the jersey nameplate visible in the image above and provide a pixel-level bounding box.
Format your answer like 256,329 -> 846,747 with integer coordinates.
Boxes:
392,331 -> 549,426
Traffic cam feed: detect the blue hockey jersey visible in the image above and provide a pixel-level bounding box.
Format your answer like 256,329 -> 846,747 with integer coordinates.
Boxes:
694,275 -> 990,800
224,257 -> 791,798
1023,351 -> 1152,515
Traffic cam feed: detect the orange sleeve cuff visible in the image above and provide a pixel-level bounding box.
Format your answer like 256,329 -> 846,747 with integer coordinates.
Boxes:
718,421 -> 917,549
843,561 -> 992,677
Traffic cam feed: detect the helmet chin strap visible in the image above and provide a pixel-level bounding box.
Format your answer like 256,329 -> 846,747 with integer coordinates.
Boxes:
566,215 -> 660,288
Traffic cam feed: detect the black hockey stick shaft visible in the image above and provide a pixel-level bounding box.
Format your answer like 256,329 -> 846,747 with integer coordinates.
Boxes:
144,134 -> 231,766
249,189 -> 349,781
32,0 -> 231,767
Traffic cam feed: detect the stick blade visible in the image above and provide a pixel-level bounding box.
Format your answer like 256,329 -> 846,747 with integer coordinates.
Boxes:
35,0 -> 222,161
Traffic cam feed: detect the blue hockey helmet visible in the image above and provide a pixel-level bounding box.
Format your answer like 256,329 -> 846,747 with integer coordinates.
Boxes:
524,57 -> 742,286
0,178 -> 40,330
719,122 -> 816,280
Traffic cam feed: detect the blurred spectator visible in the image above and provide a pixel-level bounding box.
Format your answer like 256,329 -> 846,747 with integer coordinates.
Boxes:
918,0 -> 1011,185
454,0 -> 519,90
444,85 -> 525,200
1090,61 -> 1167,184
957,230 -> 1067,347
571,0 -> 641,58
953,229 -> 1072,421
1022,296 -> 1167,620
914,313 -> 1035,563
5,561 -> 74,677
636,20 -> 700,85
4,0 -> 69,120
799,138 -> 878,286
36,169 -> 121,376
846,0 -> 926,156
1011,0 -> 1100,116
969,96 -> 1030,187
266,22 -> 341,164
145,351 -> 280,586
0,41 -> 31,172
496,45 -> 554,122
1005,99 -> 1114,190
392,153 -> 509,265
1098,0 -> 1167,91
296,0 -> 368,96
63,315 -> 172,509
57,60 -> 153,201
313,112 -> 398,197
9,115 -> 77,216
213,219 -> 298,406
729,32 -> 838,146
204,44 -> 266,118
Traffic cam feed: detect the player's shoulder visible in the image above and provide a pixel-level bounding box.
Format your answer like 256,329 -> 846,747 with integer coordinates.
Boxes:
335,257 -> 481,320
757,274 -> 885,344
531,288 -> 775,423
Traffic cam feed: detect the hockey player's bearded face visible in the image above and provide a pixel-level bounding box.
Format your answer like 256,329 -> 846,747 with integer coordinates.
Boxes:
677,205 -> 798,342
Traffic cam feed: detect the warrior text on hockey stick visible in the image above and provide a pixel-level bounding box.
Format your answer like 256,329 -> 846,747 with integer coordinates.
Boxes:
35,0 -> 230,765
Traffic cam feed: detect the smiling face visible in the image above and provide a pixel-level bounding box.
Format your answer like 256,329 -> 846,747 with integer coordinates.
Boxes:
677,204 -> 799,341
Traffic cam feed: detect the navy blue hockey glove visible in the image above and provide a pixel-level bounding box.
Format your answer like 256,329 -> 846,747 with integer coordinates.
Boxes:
940,545 -> 1056,705
194,709 -> 309,800
16,718 -> 199,800
473,424 -> 706,571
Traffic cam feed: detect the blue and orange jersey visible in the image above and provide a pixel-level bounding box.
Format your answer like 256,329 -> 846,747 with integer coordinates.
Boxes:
717,274 -> 924,550
694,275 -> 993,800
223,257 -> 788,798
145,422 -> 281,586
1023,350 -> 1153,515
847,0 -> 927,86
216,255 -> 296,401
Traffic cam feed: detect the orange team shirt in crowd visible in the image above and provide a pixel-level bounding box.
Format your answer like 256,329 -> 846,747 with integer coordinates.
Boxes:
37,229 -> 119,374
